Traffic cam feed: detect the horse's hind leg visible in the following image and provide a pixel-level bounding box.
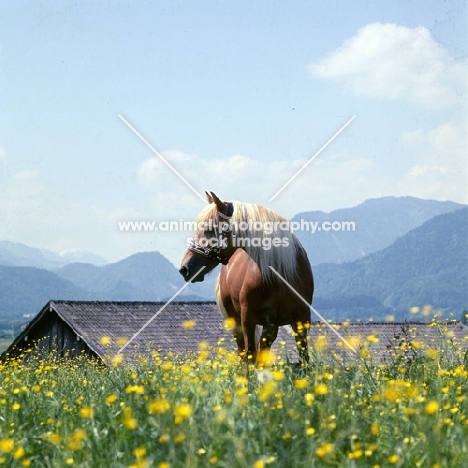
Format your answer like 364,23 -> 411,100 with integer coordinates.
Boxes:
231,318 -> 257,378
292,321 -> 311,367
232,316 -> 257,364
257,323 -> 278,366
233,321 -> 246,359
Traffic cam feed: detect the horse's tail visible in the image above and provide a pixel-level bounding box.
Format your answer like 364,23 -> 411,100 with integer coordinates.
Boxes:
214,274 -> 229,319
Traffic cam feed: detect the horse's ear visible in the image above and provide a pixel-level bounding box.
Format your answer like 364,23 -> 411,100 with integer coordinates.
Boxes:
205,191 -> 213,203
210,191 -> 228,215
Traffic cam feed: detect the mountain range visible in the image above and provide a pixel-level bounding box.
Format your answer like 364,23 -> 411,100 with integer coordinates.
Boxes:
313,207 -> 468,321
0,241 -> 108,270
0,197 -> 466,334
292,196 -> 464,265
56,251 -> 193,301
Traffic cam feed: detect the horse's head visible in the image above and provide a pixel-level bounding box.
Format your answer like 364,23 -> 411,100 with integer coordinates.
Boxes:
179,191 -> 235,282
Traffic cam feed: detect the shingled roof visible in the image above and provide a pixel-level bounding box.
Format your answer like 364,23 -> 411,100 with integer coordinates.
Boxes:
2,300 -> 467,364
2,301 -> 233,362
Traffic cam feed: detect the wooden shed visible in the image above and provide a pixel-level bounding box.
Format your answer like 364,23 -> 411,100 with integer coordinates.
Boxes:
1,300 -> 233,362
2,300 -> 467,364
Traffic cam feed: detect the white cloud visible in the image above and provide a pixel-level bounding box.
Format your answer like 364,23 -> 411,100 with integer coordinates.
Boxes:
401,121 -> 466,167
0,173 -> 129,263
398,120 -> 468,202
398,164 -> 464,202
309,23 -> 467,108
0,147 -> 5,163
400,129 -> 425,146
136,150 -> 380,216
132,150 -> 385,265
137,151 -> 268,187
427,122 -> 466,156
0,171 -> 45,240
7,170 -> 43,200
13,169 -> 39,181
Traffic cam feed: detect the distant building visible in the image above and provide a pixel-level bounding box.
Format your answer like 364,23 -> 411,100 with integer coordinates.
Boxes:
1,300 -> 231,362
2,300 -> 467,364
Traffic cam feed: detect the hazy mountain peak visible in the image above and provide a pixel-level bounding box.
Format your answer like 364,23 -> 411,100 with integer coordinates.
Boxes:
58,248 -> 108,266
292,197 -> 466,265
0,241 -> 108,269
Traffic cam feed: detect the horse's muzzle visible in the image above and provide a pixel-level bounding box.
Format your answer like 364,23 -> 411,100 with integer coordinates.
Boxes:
179,265 -> 204,283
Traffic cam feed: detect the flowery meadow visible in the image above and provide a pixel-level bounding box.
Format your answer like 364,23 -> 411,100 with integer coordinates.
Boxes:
0,316 -> 467,468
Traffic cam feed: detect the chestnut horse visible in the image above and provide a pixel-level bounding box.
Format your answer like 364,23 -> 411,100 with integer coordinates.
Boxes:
179,192 -> 314,366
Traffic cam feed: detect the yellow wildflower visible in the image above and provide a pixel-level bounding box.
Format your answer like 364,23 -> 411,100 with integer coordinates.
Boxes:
13,446 -> 25,459
79,407 -> 94,419
133,447 -> 146,458
126,385 -> 145,395
67,429 -> 86,451
174,433 -> 186,444
100,336 -> 111,345
422,305 -> 432,316
257,350 -> 275,366
122,407 -> 138,429
316,442 -> 334,458
116,337 -> 128,347
106,394 -> 118,405
47,433 -> 62,445
149,399 -> 171,414
223,317 -> 236,331
294,379 -> 308,389
124,418 -> 138,430
174,402 -> 193,423
315,335 -> 329,351
72,429 -> 86,441
258,381 -> 276,401
314,383 -> 328,395
111,354 -> 124,367
159,434 -> 170,444
382,386 -> 399,403
425,401 -> 439,415
272,370 -> 285,381
182,320 -> 196,329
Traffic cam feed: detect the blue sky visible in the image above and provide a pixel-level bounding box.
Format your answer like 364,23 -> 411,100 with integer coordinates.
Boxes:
0,1 -> 466,266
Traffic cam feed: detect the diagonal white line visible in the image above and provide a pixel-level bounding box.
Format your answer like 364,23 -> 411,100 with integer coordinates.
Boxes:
118,114 -> 206,203
268,115 -> 356,202
268,266 -> 357,354
117,266 -> 206,354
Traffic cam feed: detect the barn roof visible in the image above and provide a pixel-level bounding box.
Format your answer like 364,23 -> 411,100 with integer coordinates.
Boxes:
2,300 -> 233,362
2,300 -> 467,364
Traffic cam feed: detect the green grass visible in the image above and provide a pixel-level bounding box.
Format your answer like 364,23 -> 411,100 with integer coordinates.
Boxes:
0,335 -> 467,468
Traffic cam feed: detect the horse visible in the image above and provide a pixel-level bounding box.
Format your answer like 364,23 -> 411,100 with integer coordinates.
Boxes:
179,191 -> 314,367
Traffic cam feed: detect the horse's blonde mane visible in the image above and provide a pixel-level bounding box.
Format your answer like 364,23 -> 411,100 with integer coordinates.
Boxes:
196,201 -> 301,284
